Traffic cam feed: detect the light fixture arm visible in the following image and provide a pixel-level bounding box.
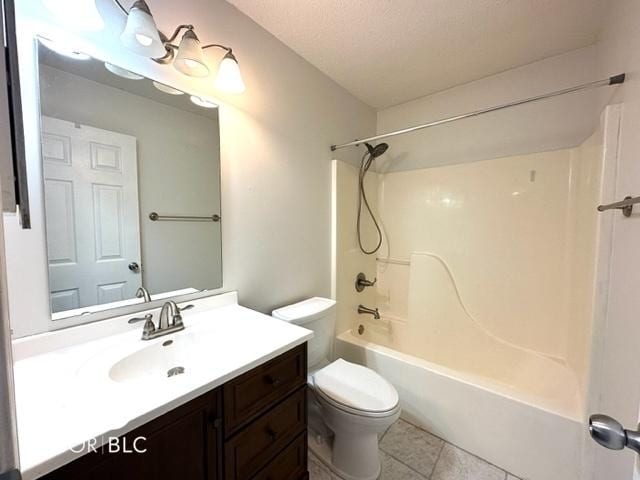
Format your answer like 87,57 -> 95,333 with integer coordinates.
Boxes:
202,44 -> 239,64
202,44 -> 233,54
166,24 -> 195,44
113,0 -> 128,15
148,25 -> 196,64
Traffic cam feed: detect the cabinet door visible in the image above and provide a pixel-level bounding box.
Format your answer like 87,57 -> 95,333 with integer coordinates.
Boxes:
113,406 -> 220,480
41,390 -> 221,480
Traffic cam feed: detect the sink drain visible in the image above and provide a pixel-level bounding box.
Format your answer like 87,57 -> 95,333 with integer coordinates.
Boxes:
167,366 -> 185,377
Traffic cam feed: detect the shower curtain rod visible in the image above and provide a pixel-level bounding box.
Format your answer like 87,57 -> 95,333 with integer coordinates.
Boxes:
330,73 -> 626,152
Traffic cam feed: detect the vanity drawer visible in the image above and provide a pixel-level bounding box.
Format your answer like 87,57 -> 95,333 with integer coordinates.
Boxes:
251,432 -> 307,480
223,343 -> 306,435
224,387 -> 306,480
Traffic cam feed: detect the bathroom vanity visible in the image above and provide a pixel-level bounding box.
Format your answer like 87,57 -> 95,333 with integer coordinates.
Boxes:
12,293 -> 312,480
41,345 -> 308,480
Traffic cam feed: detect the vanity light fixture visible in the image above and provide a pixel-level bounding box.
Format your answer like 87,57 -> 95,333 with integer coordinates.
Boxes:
39,37 -> 91,61
109,1 -> 246,93
190,96 -> 217,109
152,81 -> 184,95
104,62 -> 144,79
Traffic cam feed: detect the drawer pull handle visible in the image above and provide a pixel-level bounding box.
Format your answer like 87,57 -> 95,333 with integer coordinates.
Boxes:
208,415 -> 222,429
265,375 -> 281,387
265,427 -> 278,441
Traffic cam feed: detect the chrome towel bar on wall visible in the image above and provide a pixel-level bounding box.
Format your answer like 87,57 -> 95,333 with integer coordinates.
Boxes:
597,196 -> 640,217
149,212 -> 221,222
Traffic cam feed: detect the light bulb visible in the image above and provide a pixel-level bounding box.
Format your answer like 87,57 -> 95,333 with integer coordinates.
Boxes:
135,34 -> 153,47
120,0 -> 166,58
104,63 -> 144,80
173,29 -> 209,78
39,37 -> 91,61
215,52 -> 245,93
190,96 -> 217,108
153,81 -> 184,95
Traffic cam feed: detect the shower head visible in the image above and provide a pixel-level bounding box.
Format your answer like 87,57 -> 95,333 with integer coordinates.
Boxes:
365,142 -> 389,158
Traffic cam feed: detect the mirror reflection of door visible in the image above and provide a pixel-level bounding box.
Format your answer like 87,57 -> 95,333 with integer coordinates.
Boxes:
41,116 -> 142,312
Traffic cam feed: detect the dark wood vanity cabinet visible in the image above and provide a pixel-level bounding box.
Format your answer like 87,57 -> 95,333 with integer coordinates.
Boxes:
41,343 -> 308,480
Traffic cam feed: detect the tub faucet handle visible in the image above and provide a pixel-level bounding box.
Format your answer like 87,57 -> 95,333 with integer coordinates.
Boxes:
355,272 -> 377,292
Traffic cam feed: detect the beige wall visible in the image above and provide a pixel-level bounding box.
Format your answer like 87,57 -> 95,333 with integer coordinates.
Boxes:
565,126 -> 605,397
375,147 -> 600,363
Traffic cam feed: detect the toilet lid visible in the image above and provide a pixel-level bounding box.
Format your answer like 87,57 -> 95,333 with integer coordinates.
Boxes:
313,359 -> 399,413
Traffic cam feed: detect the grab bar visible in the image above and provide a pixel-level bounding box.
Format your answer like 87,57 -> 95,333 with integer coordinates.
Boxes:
149,212 -> 221,222
376,257 -> 410,266
597,196 -> 640,217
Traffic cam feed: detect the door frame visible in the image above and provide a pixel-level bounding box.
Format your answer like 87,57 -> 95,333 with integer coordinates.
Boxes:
582,103 -> 640,479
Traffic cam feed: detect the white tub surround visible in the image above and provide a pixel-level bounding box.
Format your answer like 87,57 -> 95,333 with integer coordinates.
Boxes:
12,292 -> 313,480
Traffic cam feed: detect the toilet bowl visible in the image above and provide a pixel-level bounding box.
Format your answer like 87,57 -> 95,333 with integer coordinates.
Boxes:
310,358 -> 401,479
272,298 -> 401,480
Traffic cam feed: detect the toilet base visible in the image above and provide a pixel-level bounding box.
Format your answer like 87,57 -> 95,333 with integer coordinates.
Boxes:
308,430 -> 381,480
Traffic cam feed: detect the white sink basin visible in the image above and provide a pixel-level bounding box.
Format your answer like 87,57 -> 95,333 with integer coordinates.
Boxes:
108,330 -> 230,384
75,317 -> 255,387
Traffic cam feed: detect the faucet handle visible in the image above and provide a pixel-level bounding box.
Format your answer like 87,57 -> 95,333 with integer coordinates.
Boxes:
172,304 -> 194,328
128,313 -> 153,324
355,273 -> 377,292
142,316 -> 156,338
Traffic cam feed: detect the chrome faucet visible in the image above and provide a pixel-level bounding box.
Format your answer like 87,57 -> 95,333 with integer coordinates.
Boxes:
135,286 -> 151,303
358,305 -> 380,320
159,301 -> 182,330
135,301 -> 194,340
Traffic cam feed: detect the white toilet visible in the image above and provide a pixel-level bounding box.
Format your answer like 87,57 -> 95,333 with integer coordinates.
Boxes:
273,297 -> 400,480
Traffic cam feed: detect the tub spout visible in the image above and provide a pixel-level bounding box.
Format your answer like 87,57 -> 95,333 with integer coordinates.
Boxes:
358,305 -> 380,320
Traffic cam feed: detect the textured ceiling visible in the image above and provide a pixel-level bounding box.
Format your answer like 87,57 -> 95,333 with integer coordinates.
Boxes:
226,0 -> 607,109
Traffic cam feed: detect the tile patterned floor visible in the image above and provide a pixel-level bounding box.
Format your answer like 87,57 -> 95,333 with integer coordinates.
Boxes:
308,419 -> 523,480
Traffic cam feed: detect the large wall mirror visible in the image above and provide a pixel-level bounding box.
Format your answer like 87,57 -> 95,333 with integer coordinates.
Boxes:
34,38 -> 222,323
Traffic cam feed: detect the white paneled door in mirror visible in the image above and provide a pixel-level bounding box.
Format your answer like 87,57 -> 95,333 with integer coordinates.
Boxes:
42,116 -> 142,314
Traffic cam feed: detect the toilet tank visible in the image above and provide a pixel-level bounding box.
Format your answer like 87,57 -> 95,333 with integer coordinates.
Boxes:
272,297 -> 336,370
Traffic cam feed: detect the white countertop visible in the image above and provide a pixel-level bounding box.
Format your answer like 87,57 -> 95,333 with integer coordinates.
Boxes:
12,292 -> 313,480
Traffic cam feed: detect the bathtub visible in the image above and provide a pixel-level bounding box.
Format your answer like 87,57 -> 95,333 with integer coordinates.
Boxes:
335,327 -> 587,480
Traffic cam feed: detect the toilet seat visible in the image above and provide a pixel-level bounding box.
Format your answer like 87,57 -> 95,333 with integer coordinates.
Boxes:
312,359 -> 399,418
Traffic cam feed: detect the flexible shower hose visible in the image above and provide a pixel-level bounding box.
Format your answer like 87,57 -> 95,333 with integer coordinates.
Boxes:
357,150 -> 383,254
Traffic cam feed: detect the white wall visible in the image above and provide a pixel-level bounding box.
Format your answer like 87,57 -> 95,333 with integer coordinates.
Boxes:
375,46 -> 604,172
4,0 -> 376,336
